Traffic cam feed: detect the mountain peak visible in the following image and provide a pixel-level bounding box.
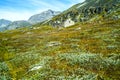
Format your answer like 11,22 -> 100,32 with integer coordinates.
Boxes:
28,9 -> 61,24
47,9 -> 53,12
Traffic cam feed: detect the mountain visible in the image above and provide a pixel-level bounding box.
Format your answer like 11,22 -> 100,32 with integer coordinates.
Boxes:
7,20 -> 31,30
28,9 -> 61,24
0,19 -> 12,31
0,10 -> 60,31
0,19 -> 11,28
2,9 -> 62,31
44,0 -> 120,27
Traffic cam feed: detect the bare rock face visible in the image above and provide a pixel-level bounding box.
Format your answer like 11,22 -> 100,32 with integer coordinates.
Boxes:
64,19 -> 75,27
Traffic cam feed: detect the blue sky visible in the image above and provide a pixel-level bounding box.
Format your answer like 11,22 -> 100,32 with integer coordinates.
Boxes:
0,0 -> 85,21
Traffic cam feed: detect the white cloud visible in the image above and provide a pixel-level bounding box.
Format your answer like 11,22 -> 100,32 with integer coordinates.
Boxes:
28,0 -> 68,11
0,7 -> 46,21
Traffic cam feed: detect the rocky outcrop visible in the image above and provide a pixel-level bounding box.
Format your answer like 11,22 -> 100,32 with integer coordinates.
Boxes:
64,19 -> 75,27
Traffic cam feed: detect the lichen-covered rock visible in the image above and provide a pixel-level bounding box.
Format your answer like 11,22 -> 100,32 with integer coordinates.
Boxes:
30,65 -> 42,71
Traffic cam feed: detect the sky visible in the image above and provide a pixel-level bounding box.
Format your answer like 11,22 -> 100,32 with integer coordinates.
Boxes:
0,0 -> 85,21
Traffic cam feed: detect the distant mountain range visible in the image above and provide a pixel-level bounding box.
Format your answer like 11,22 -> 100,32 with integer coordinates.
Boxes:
6,20 -> 31,30
0,19 -> 31,31
0,19 -> 12,31
0,9 -> 60,31
28,9 -> 61,24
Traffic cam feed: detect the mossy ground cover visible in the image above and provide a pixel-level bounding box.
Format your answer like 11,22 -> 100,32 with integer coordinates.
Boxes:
0,20 -> 120,79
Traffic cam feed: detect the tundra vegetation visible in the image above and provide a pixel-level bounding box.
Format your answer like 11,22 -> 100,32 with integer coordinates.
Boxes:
0,19 -> 120,79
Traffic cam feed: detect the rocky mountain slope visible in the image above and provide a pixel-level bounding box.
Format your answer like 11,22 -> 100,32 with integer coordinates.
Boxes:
28,9 -> 61,24
43,0 -> 120,27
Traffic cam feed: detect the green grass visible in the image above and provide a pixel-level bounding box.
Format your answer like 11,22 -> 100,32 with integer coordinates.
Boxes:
0,19 -> 120,79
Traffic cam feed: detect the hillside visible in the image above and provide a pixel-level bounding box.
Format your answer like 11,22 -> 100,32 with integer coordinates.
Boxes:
0,19 -> 120,79
0,0 -> 120,80
43,0 -> 120,27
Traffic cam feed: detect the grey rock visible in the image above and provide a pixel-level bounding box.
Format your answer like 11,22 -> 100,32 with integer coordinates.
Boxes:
47,41 -> 61,47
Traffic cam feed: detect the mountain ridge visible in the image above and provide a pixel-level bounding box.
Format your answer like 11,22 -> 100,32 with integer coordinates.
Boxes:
0,19 -> 12,31
0,10 -> 61,31
42,0 -> 120,27
6,20 -> 31,30
28,9 -> 61,24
